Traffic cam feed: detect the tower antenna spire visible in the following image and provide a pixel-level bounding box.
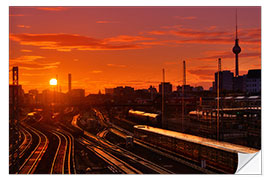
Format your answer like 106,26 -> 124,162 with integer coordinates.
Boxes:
236,9 -> 238,39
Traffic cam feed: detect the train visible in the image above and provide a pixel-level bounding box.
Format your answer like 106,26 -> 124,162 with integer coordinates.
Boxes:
26,112 -> 40,123
133,125 -> 259,174
127,109 -> 162,127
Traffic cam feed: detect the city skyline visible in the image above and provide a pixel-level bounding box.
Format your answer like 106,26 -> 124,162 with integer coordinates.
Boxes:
9,6 -> 261,94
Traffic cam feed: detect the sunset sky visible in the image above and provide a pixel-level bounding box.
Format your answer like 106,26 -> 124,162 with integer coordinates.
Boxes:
9,6 -> 261,95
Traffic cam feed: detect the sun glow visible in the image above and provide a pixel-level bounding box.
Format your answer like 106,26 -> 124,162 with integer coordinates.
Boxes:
49,78 -> 57,86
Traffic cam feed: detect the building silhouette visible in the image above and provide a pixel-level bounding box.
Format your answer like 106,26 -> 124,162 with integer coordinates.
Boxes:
158,82 -> 172,95
213,71 -> 234,92
246,69 -> 261,94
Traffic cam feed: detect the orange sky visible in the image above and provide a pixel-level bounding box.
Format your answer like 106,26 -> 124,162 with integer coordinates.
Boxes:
9,7 -> 261,95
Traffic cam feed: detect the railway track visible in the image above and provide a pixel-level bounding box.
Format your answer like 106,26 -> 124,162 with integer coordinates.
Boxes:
49,128 -> 76,174
9,125 -> 32,167
19,126 -> 33,158
50,130 -> 68,174
97,129 -> 173,174
18,125 -> 49,174
62,129 -> 77,174
94,110 -> 209,174
78,137 -> 142,174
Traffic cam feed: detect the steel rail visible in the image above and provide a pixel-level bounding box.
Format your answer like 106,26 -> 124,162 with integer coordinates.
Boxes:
26,126 -> 48,174
70,132 -> 76,174
50,131 -> 62,174
78,137 -> 142,174
108,126 -> 214,174
54,130 -> 70,174
18,128 -> 27,150
18,126 -> 41,174
19,126 -> 33,158
97,130 -> 174,174
59,129 -> 76,174
18,125 -> 48,174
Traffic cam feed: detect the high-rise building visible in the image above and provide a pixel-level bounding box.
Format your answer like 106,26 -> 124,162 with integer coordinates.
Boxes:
159,82 -> 172,94
70,89 -> 85,104
233,75 -> 246,92
113,86 -> 134,96
246,69 -> 261,94
105,88 -> 114,95
214,71 -> 234,92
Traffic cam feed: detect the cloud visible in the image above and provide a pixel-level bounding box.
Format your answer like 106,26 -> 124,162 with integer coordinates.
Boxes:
9,14 -> 25,17
194,50 -> 260,61
208,26 -> 217,30
17,25 -> 31,29
174,36 -> 260,45
188,69 -> 215,79
171,28 -> 231,38
36,7 -> 69,11
107,64 -> 127,68
145,27 -> 260,46
19,65 -> 58,70
106,35 -> 154,43
91,70 -> 103,74
164,61 -> 180,65
20,49 -> 32,53
10,55 -> 44,63
96,20 -> 119,24
10,33 -> 147,51
10,55 -> 60,70
174,16 -> 197,20
161,24 -> 183,30
147,31 -> 167,35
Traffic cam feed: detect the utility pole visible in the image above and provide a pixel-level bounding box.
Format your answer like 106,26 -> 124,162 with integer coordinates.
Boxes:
182,60 -> 186,132
10,66 -> 20,174
68,73 -> 72,93
217,58 -> 221,141
162,68 -> 166,129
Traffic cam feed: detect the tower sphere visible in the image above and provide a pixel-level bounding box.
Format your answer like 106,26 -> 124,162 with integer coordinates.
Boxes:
233,39 -> 241,54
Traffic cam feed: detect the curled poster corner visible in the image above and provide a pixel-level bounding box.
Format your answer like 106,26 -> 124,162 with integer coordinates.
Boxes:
236,150 -> 261,174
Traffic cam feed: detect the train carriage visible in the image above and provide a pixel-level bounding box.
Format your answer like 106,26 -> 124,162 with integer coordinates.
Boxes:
128,109 -> 162,127
134,125 -> 258,174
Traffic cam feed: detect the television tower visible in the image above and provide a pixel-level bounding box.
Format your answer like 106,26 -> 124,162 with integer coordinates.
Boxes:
232,9 -> 241,77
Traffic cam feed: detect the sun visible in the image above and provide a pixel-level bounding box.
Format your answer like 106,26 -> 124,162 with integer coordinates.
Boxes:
50,78 -> 57,86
